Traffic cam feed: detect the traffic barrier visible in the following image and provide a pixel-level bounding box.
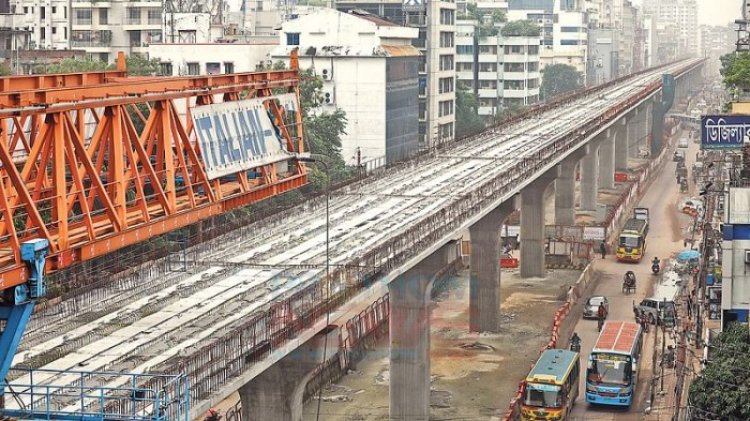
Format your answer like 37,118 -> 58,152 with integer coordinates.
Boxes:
500,257 -> 519,268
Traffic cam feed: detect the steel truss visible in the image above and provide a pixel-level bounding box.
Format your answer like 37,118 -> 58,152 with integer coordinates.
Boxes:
0,52 -> 307,291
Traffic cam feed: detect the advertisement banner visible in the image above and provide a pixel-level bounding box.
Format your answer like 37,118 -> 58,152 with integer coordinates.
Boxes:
582,226 -> 606,241
701,115 -> 750,150
191,98 -> 293,180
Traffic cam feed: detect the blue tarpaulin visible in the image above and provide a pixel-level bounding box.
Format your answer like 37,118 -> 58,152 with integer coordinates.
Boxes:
677,249 -> 700,262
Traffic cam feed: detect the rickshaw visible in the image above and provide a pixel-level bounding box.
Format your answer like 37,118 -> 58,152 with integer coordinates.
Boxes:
622,271 -> 636,294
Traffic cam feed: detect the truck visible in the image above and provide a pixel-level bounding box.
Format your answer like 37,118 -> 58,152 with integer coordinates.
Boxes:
617,208 -> 649,262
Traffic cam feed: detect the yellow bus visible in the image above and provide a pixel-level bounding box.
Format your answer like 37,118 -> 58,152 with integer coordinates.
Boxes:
616,218 -> 649,262
520,349 -> 580,420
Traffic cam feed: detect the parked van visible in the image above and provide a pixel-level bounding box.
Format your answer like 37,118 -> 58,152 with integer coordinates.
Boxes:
678,138 -> 689,148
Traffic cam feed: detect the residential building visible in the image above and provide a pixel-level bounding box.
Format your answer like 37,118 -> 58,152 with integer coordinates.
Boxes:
455,18 -> 540,116
9,48 -> 87,74
699,24 -> 735,76
654,0 -> 699,59
1,0 -> 31,72
335,0 -> 456,148
618,0 -> 635,75
9,0 -> 69,49
642,14 -> 654,67
148,43 -> 276,76
273,9 -> 421,166
721,187 -> 750,327
69,0 -> 165,62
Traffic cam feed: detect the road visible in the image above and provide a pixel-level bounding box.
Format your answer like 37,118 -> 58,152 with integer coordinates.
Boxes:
567,131 -> 697,420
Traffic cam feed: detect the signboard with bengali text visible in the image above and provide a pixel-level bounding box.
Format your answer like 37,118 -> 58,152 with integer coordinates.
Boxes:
191,97 -> 293,180
701,115 -> 750,150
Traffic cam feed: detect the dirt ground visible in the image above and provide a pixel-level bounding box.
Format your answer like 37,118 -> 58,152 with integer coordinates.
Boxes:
301,267 -> 583,421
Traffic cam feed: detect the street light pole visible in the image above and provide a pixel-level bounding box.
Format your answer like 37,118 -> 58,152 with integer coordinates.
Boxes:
297,155 -> 331,421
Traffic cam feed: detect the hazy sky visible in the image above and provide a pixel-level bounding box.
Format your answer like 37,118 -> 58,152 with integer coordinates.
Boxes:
631,0 -> 740,26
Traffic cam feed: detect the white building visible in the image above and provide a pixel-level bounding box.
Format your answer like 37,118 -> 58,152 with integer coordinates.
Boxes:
456,18 -> 540,116
507,0 -> 587,78
721,188 -> 750,327
335,0 -> 456,148
273,9 -> 421,166
9,0 -> 69,49
148,43 -> 276,76
655,0 -> 698,58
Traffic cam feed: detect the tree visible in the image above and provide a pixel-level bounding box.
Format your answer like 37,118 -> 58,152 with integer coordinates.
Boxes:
35,58 -> 108,74
721,52 -> 750,91
122,53 -> 163,76
463,4 -> 506,38
500,20 -> 541,37
0,63 -> 10,76
541,64 -> 583,99
455,89 -> 484,138
688,323 -> 750,420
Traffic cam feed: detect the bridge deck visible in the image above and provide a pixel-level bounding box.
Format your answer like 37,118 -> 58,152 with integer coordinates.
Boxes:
6,60 -> 701,415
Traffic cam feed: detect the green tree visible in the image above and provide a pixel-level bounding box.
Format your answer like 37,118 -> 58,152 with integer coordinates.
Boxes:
455,89 -> 484,138
688,323 -> 750,420
0,63 -> 10,76
35,58 -> 108,74
541,64 -> 583,99
500,20 -> 541,37
463,4 -> 506,38
122,53 -> 163,76
721,52 -> 750,91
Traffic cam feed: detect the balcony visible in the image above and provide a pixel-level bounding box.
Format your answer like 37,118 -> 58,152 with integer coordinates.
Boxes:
0,14 -> 14,29
478,88 -> 498,98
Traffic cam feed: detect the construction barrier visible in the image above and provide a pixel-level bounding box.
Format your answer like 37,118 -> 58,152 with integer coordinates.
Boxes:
500,257 -> 519,268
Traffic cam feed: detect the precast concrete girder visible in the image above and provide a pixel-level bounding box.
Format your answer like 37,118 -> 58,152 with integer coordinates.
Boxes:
598,129 -> 616,190
469,198 -> 518,333
389,242 -> 457,421
520,167 -> 560,278
554,145 -> 590,226
238,328 -> 340,421
580,137 -> 605,211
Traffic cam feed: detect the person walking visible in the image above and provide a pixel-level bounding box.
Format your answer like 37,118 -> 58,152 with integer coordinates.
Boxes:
599,241 -> 607,259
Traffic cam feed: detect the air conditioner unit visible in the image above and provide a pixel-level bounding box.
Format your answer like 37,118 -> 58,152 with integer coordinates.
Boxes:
321,67 -> 332,81
322,87 -> 335,104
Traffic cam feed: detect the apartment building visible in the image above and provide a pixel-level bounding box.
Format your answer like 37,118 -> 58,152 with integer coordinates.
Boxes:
336,0 -> 456,148
456,18 -> 540,116
655,0 -> 698,58
507,0 -> 587,77
10,0 -> 69,49
273,9 -> 421,166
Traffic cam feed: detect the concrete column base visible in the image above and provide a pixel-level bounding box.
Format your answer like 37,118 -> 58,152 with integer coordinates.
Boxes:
554,145 -> 588,226
615,122 -> 629,171
598,131 -> 615,190
469,199 -> 517,333
238,328 -> 339,421
580,140 -> 602,211
389,242 -> 456,421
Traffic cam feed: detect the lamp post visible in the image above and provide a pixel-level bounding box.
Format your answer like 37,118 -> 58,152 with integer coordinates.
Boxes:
296,155 -> 331,421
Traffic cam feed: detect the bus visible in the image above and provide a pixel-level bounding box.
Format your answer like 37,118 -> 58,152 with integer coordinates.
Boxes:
616,217 -> 649,262
521,349 -> 580,420
586,321 -> 643,407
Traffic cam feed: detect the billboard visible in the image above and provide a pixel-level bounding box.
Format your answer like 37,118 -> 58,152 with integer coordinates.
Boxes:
701,115 -> 750,150
191,97 -> 293,180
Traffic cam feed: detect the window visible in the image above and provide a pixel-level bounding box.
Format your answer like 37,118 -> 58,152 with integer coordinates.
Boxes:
129,30 -> 141,46
40,6 -> 45,20
438,77 -> 454,94
23,6 -> 27,13
456,45 -> 473,55
52,6 -> 56,14
418,102 -> 426,119
161,62 -> 173,75
147,9 -> 161,25
99,9 -> 108,25
64,27 -> 67,39
64,6 -> 67,19
286,32 -> 300,45
504,63 -> 524,72
206,62 -> 221,74
439,54 -> 453,71
40,27 -> 45,40
479,45 -> 497,55
438,100 -> 454,117
73,9 -> 91,25
560,26 -> 579,32
528,45 -> 539,55
440,9 -> 454,25
224,62 -> 234,74
439,31 -> 454,48
52,26 -> 56,34
560,40 -> 579,45
479,80 -> 496,89
479,63 -> 497,72
187,62 -> 200,75
457,62 -> 472,72
126,8 -> 140,25
528,62 -> 539,71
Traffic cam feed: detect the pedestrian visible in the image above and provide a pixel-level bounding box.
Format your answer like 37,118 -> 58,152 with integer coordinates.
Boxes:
599,241 -> 607,259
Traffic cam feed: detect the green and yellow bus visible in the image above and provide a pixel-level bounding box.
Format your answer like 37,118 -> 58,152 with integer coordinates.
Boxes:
520,349 -> 580,421
616,218 -> 649,262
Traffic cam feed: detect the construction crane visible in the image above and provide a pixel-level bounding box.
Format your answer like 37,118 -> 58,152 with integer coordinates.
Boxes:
0,50 -> 307,420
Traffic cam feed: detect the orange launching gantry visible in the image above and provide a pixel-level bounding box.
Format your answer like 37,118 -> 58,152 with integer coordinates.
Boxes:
0,51 -> 308,291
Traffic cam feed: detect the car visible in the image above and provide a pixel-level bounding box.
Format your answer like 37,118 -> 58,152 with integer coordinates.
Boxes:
634,297 -> 677,326
673,150 -> 685,162
583,295 -> 609,319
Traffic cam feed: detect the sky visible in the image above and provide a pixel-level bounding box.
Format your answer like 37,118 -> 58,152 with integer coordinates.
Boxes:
630,0 -> 741,26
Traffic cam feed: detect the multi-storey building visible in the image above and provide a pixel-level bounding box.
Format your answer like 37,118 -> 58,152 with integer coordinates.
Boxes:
456,18 -> 540,116
699,24 -> 735,75
10,0 -> 69,49
1,0 -> 30,70
654,0 -> 698,59
273,9 -> 421,166
336,0 -> 456,148
507,0 -> 587,77
618,0 -> 635,74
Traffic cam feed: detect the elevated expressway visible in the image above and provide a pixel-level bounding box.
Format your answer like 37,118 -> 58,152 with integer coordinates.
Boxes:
6,58 -> 704,421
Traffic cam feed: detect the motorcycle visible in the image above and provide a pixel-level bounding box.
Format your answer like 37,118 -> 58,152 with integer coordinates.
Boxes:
570,340 -> 581,353
652,261 -> 660,274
